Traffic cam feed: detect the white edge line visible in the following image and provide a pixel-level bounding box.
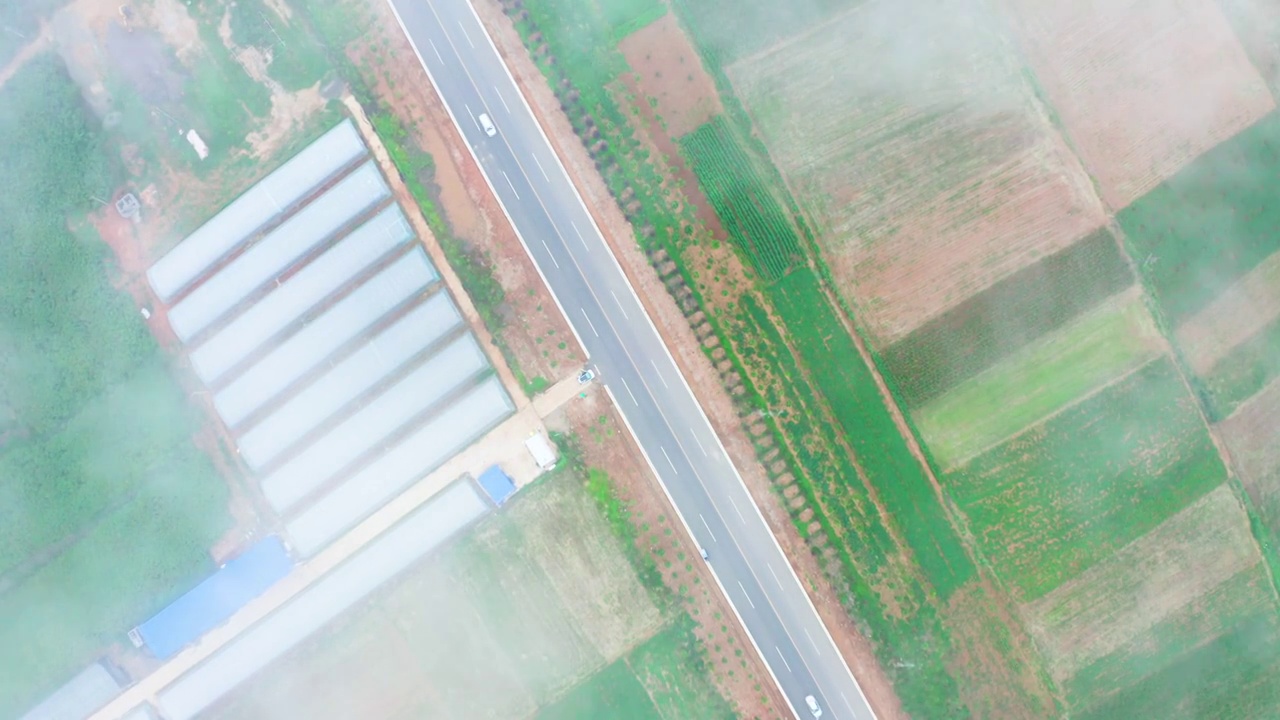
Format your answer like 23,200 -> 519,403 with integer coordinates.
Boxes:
603,385 -> 798,719
384,0 -> 591,367
457,4 -> 876,711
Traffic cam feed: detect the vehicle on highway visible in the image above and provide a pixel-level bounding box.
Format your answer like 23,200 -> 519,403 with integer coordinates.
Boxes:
577,368 -> 595,384
805,695 -> 823,718
699,546 -> 709,561
478,112 -> 496,137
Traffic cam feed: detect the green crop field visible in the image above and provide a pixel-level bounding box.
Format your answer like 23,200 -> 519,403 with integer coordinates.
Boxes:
916,291 -> 1160,468
884,230 -> 1133,409
1078,612 -> 1280,720
1119,111 -> 1280,324
1202,314 -> 1280,418
0,56 -> 231,717
947,358 -> 1227,601
1066,564 -> 1276,713
595,0 -> 666,41
679,117 -> 805,281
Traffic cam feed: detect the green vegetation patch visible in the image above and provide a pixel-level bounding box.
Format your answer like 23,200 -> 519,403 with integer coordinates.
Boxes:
229,0 -> 331,91
884,229 -> 1133,409
1202,313 -> 1280,418
1120,111 -> 1280,324
679,116 -> 804,281
948,358 -> 1227,601
670,0 -> 859,67
628,615 -> 736,720
1078,613 -> 1280,720
537,658 -> 658,720
1067,564 -> 1277,713
770,269 -> 975,598
916,291 -> 1159,468
0,56 -> 232,717
596,0 -> 666,42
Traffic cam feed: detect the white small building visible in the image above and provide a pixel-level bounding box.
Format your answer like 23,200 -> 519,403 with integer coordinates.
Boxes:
524,431 -> 557,471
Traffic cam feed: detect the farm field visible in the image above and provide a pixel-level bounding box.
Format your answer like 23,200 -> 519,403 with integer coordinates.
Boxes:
202,470 -> 734,720
1218,0 -> 1280,96
882,229 -> 1133,410
946,357 -> 1228,601
915,288 -> 1162,469
1219,377 -> 1280,534
1176,250 -> 1280,378
726,0 -> 1107,345
1003,0 -> 1275,210
0,54 -> 232,717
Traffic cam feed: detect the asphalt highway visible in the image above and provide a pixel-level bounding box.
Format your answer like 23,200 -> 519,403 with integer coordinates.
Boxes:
385,2 -> 878,718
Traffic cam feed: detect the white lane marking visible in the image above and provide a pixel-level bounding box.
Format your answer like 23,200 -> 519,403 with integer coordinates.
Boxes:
691,429 -> 708,456
570,220 -> 589,251
804,627 -> 821,655
457,20 -> 474,47
842,692 -> 854,714
580,308 -> 599,337
612,290 -> 631,320
649,358 -> 668,387
533,154 -> 550,182
661,446 -> 679,475
699,514 -> 716,543
465,103 -> 479,132
729,495 -> 746,523
620,375 -> 639,405
540,238 -> 560,268
738,581 -> 756,609
428,38 -> 444,63
768,562 -> 783,588
776,647 -> 792,673
501,170 -> 520,200
495,86 -> 511,114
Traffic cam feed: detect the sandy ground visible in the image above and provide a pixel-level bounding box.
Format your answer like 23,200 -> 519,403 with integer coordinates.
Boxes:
470,1 -> 907,716
1001,0 -> 1276,210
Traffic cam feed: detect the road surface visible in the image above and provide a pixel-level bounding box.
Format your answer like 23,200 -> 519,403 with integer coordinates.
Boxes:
384,2 -> 878,718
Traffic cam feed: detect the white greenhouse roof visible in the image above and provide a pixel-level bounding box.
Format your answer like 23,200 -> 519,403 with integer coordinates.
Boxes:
236,292 -> 463,470
18,662 -> 120,720
167,161 -> 390,342
154,480 -> 489,720
187,205 -> 413,384
210,249 -> 438,427
261,334 -> 489,514
147,121 -> 366,302
286,376 -> 514,556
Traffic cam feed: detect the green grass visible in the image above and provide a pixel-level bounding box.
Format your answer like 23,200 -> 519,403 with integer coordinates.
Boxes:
916,292 -> 1159,468
769,269 -> 975,598
229,0 -> 331,91
597,0 -> 666,42
1078,613 -> 1280,720
183,21 -> 273,163
1202,313 -> 1280,418
883,229 -> 1133,409
538,657 -> 659,720
1120,111 -> 1280,324
680,117 -> 804,280
948,358 -> 1227,601
629,615 -> 737,720
1066,564 -> 1277,713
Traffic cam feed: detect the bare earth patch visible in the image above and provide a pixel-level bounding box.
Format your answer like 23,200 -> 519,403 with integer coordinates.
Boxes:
1177,249 -> 1280,375
618,12 -> 722,138
1217,0 -> 1280,96
1219,376 -> 1280,502
727,0 -> 1106,345
1003,0 -> 1276,210
1022,483 -> 1260,681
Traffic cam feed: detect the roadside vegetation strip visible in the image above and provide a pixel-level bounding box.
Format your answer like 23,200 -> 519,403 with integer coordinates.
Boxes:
1064,563 -> 1277,714
769,269 -> 975,598
1202,314 -> 1280,418
1119,110 -> 1280,325
678,117 -> 803,281
947,358 -> 1227,602
882,229 -> 1133,409
1077,612 -> 1280,720
915,290 -> 1162,469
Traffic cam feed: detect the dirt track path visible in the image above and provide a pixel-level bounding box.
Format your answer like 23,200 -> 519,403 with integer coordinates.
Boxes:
0,22 -> 51,90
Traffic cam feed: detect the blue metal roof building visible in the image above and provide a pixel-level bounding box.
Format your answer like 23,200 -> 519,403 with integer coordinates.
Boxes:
137,536 -> 294,659
478,465 -> 517,506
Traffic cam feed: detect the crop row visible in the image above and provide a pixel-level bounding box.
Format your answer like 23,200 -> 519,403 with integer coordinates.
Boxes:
680,117 -> 803,281
883,228 -> 1133,409
669,0 -> 858,67
1120,111 -> 1280,324
1202,312 -> 1280,418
